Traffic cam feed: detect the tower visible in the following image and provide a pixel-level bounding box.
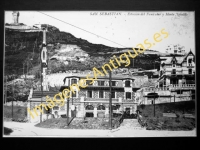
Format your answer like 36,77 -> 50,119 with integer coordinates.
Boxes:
12,11 -> 19,25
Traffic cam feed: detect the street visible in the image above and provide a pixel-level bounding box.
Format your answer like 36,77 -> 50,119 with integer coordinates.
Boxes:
3,121 -> 196,137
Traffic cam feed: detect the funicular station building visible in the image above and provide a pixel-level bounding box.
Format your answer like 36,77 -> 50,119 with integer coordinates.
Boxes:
27,72 -> 148,123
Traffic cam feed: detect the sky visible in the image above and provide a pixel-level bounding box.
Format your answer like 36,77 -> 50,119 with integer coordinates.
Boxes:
5,11 -> 195,54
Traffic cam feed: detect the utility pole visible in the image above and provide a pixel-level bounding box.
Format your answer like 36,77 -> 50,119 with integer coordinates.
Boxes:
5,77 -> 7,105
40,26 -> 48,123
23,62 -> 26,80
71,92 -> 74,117
109,70 -> 112,130
153,90 -> 155,117
12,79 -> 14,119
40,54 -> 43,122
67,78 -> 70,125
67,97 -> 69,125
174,94 -> 175,113
27,60 -> 29,76
154,95 -> 155,117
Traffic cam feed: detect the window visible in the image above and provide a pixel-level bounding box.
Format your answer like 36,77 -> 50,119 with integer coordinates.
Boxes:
188,69 -> 192,74
71,79 -> 77,84
177,90 -> 183,94
172,69 -> 176,75
188,59 -> 192,63
72,91 -> 76,97
109,81 -> 116,86
172,61 -> 176,67
97,81 -> 104,86
126,92 -> 131,99
97,105 -> 105,110
188,59 -> 192,66
86,80 -> 92,85
174,45 -> 177,50
125,80 -> 131,87
46,107 -> 51,114
111,91 -> 115,98
86,105 -> 94,110
87,90 -> 92,98
99,91 -> 104,98
53,106 -> 59,110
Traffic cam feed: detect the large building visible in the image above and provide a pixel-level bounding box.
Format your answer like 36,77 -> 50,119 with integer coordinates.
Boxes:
136,50 -> 195,105
158,50 -> 195,87
27,72 -> 148,123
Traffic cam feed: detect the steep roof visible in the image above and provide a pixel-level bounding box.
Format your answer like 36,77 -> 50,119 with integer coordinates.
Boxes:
182,50 -> 194,62
162,56 -> 184,64
161,50 -> 195,65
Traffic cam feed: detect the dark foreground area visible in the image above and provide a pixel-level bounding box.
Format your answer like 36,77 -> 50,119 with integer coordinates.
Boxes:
137,101 -> 196,130
4,127 -> 13,135
144,117 -> 195,131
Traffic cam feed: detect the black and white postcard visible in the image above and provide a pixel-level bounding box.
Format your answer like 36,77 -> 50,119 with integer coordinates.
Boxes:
3,11 -> 196,137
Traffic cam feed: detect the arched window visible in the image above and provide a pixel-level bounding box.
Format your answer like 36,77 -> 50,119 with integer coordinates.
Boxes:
97,105 -> 105,110
85,105 -> 94,110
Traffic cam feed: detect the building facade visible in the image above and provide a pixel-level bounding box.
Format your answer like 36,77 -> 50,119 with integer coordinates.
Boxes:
136,50 -> 195,105
158,50 -> 195,87
27,72 -> 148,122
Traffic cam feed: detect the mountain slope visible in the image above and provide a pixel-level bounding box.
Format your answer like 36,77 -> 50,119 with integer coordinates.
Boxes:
5,24 -> 165,80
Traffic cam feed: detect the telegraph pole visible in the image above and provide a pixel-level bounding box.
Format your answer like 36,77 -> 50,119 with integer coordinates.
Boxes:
71,92 -> 74,117
174,94 -> 175,113
40,26 -> 48,122
153,90 -> 155,117
67,78 -> 70,125
109,70 -> 112,130
12,79 -> 14,119
67,97 -> 69,125
5,77 -> 7,105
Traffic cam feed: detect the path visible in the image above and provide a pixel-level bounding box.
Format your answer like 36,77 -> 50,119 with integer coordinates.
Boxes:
119,119 -> 144,130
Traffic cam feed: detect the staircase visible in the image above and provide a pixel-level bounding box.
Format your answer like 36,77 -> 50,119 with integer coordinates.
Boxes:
119,119 -> 144,130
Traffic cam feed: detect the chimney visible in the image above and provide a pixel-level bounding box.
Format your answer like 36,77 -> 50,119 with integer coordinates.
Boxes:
12,11 -> 19,25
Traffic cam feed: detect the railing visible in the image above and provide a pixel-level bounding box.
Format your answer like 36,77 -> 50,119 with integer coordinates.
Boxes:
144,84 -> 195,92
169,84 -> 195,89
144,87 -> 169,92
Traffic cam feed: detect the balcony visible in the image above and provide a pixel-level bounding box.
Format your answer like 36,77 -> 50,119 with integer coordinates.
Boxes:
144,87 -> 169,92
169,84 -> 195,90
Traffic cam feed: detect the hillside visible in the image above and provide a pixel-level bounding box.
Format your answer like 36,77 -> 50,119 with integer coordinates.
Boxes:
5,23 -> 166,81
